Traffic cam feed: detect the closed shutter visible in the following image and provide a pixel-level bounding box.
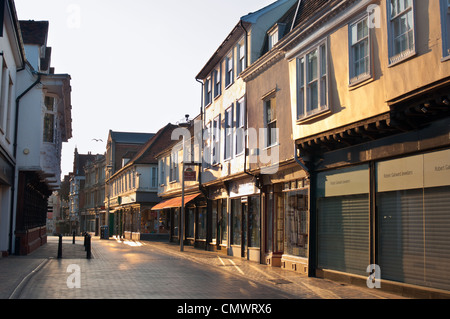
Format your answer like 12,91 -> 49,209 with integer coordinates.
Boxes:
424,186 -> 450,291
318,194 -> 370,276
377,186 -> 450,291
377,189 -> 424,286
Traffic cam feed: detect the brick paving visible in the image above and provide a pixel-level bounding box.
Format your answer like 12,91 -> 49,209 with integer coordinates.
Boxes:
0,236 -> 406,300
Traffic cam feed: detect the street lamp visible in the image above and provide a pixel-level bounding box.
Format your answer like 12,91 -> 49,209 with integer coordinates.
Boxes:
106,164 -> 113,238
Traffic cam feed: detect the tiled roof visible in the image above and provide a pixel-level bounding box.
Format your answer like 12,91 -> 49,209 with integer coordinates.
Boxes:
109,131 -> 155,144
291,0 -> 331,30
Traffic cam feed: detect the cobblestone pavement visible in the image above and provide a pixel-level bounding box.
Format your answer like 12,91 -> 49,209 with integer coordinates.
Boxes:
0,236 -> 406,300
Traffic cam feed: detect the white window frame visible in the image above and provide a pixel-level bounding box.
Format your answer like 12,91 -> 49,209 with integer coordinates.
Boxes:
349,14 -> 372,85
237,39 -> 246,76
268,28 -> 279,50
386,0 -> 416,66
225,52 -> 234,88
151,166 -> 158,188
214,66 -> 221,98
235,98 -> 245,156
224,106 -> 233,160
440,0 -> 450,59
296,40 -> 329,121
212,115 -> 221,165
264,96 -> 277,148
0,59 -> 8,134
170,150 -> 179,182
205,75 -> 212,106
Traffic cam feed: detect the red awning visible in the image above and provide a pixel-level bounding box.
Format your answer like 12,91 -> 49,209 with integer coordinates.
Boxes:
151,193 -> 200,211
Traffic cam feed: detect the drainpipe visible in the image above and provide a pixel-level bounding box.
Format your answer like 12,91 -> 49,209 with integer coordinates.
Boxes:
9,70 -> 41,254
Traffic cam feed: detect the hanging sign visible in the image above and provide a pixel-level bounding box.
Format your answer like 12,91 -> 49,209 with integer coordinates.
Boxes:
184,167 -> 197,182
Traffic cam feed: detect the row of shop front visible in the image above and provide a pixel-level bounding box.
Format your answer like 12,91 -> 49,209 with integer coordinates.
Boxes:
103,119 -> 450,296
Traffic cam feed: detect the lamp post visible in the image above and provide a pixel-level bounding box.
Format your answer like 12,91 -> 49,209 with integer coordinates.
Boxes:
106,164 -> 113,238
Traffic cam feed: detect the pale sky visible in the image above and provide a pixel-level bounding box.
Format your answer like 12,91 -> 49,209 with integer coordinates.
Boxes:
14,0 -> 276,178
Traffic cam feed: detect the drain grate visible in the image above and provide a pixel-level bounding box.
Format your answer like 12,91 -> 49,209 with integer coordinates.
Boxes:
268,279 -> 293,285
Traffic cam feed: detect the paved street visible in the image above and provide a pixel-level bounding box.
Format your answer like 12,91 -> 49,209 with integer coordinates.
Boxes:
0,236 -> 406,302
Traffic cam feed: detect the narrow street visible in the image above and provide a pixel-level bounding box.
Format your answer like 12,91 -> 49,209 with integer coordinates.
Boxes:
5,236 -> 403,300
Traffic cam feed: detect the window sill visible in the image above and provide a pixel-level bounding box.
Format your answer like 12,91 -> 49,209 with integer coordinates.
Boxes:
349,73 -> 373,89
262,142 -> 279,152
296,108 -> 331,124
388,49 -> 416,67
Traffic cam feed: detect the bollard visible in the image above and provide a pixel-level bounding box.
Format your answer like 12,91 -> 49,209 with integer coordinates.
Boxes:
86,234 -> 91,259
73,231 -> 76,244
57,234 -> 62,259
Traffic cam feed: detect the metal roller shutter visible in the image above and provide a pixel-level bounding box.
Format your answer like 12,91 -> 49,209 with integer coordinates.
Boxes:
318,194 -> 370,276
377,186 -> 450,291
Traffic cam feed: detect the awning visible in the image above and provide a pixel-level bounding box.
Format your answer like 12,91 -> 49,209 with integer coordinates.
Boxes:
151,193 -> 201,211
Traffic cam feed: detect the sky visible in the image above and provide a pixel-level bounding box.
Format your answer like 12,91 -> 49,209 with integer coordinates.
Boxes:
14,0 -> 276,179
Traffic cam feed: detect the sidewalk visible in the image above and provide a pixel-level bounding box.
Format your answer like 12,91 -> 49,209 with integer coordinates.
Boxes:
0,235 -> 407,299
0,236 -> 87,299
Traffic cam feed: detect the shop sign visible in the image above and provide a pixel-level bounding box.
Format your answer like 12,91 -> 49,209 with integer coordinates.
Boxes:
376,154 -> 423,192
377,149 -> 450,192
184,167 -> 196,182
423,149 -> 450,188
317,164 -> 369,197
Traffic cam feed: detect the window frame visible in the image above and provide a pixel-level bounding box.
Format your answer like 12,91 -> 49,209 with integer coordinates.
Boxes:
296,40 -> 329,121
212,115 -> 221,165
205,75 -> 212,106
348,14 -> 373,86
237,39 -> 246,76
235,97 -> 245,156
224,105 -> 233,160
214,66 -> 222,98
225,52 -> 234,88
43,96 -> 57,143
169,149 -> 179,182
386,0 -> 416,66
440,0 -> 450,60
264,95 -> 277,148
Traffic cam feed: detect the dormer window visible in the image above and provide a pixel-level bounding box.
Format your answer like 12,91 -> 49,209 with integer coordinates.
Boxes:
268,29 -> 279,50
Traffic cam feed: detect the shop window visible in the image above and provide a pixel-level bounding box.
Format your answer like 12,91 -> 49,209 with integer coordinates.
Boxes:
196,207 -> 207,240
231,198 -> 242,245
211,202 -> 218,243
220,199 -> 228,245
186,208 -> 195,238
284,188 -> 308,257
248,196 -> 260,248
